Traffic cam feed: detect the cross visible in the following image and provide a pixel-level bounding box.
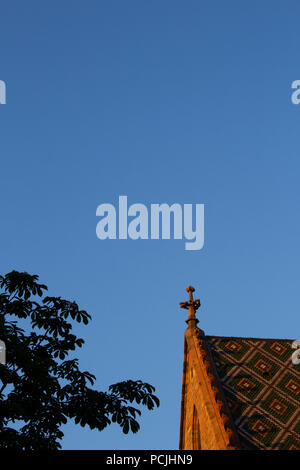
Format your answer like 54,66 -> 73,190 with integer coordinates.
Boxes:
180,286 -> 200,328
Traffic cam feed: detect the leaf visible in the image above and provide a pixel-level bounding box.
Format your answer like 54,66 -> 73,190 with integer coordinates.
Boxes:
123,421 -> 129,434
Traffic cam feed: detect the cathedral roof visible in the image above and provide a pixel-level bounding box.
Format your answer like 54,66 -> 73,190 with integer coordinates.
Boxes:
179,286 -> 300,450
206,336 -> 300,450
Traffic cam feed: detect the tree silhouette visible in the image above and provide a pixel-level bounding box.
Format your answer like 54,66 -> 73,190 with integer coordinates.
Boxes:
0,271 -> 159,450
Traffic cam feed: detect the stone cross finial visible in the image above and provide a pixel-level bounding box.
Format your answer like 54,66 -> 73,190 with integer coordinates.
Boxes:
180,286 -> 200,328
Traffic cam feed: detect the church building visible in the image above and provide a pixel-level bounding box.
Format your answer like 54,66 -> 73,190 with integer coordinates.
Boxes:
179,286 -> 300,450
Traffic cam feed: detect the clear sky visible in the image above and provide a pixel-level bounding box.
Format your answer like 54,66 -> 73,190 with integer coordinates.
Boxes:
0,0 -> 300,450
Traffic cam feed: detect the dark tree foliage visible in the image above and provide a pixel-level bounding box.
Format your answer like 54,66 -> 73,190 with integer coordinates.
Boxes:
0,271 -> 159,450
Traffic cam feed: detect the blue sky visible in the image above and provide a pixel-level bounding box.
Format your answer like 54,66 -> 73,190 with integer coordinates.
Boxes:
0,1 -> 300,449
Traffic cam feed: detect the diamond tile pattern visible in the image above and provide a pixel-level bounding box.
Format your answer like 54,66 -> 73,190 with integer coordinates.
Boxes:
206,336 -> 300,450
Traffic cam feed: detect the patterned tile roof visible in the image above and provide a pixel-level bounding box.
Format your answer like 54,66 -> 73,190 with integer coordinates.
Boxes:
206,336 -> 300,450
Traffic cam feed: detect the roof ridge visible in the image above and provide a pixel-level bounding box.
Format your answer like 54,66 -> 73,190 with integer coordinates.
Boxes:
192,327 -> 242,449
206,335 -> 296,342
